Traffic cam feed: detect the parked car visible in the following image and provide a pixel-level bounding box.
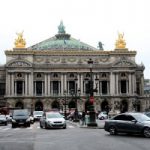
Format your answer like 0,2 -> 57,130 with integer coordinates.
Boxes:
33,111 -> 44,121
40,112 -> 66,129
11,109 -> 30,128
104,112 -> 150,138
98,111 -> 108,120
6,114 -> 12,123
0,115 -> 7,126
144,112 -> 150,118
67,111 -> 82,121
29,115 -> 34,124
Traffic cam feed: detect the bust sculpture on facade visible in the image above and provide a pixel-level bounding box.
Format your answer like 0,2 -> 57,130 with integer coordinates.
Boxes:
14,31 -> 26,48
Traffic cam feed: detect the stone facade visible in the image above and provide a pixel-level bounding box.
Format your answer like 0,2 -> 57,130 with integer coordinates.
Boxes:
0,23 -> 148,115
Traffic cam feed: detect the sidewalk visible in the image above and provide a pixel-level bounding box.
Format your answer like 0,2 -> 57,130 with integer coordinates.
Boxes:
67,119 -> 105,129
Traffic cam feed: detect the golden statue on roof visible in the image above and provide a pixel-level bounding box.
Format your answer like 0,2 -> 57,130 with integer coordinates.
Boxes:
115,32 -> 126,49
14,31 -> 26,48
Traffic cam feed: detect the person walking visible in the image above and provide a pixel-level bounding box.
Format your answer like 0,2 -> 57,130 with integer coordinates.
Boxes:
81,111 -> 86,126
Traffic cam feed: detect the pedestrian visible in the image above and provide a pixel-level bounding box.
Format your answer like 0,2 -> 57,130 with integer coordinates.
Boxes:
81,111 -> 86,126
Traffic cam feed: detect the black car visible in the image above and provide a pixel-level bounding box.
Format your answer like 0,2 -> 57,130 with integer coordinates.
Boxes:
104,112 -> 150,138
11,109 -> 30,128
0,115 -> 7,126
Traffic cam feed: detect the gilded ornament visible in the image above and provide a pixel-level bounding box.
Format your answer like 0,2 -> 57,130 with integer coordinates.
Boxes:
115,32 -> 126,49
14,31 -> 26,48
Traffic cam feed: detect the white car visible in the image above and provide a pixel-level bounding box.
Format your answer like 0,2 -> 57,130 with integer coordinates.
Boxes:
98,111 -> 108,120
40,112 -> 66,129
33,111 -> 43,121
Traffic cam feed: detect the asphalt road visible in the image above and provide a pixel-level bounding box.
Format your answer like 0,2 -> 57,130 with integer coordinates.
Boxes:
0,122 -> 150,150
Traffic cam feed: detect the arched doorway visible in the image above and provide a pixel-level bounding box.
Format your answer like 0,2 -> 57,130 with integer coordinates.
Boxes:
101,100 -> 109,112
120,99 -> 128,113
15,102 -> 24,109
51,100 -> 60,110
68,100 -> 76,110
35,101 -> 43,111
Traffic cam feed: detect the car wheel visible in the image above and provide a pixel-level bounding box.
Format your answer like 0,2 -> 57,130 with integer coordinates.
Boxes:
45,123 -> 48,129
109,126 -> 117,135
40,122 -> 43,128
143,127 -> 150,138
63,125 -> 67,129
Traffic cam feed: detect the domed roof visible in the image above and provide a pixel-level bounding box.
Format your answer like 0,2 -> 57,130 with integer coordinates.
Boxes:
28,21 -> 97,51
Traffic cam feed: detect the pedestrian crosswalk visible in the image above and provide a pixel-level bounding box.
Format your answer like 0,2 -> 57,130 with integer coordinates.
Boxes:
0,124 -> 76,132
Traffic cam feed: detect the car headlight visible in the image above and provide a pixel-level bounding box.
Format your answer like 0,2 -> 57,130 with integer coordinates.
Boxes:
47,121 -> 52,124
26,118 -> 30,122
12,119 -> 16,122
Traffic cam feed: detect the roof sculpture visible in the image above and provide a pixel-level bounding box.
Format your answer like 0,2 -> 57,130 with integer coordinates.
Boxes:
28,21 -> 97,51
14,31 -> 26,48
115,32 -> 126,49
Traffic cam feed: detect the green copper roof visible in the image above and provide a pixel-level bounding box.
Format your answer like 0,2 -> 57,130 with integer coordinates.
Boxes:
28,22 -> 97,51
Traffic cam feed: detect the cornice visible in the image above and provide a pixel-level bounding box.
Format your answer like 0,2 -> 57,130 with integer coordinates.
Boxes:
5,49 -> 136,56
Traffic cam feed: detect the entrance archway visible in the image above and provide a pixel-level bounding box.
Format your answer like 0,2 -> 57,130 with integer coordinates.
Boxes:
51,100 -> 60,110
15,102 -> 24,109
35,101 -> 43,111
120,99 -> 128,113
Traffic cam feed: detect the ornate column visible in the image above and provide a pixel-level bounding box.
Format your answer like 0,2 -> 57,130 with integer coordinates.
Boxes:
44,73 -> 47,96
110,72 -> 115,95
25,74 -> 28,96
129,73 -> 132,95
61,73 -> 64,96
80,74 -> 83,96
14,81 -> 17,96
116,73 -> 119,95
48,73 -> 50,96
77,74 -> 80,90
29,72 -> 33,96
64,74 -> 67,92
11,73 -> 14,96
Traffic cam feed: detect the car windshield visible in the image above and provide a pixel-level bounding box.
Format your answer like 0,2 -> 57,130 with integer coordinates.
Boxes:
13,110 -> 29,116
33,111 -> 43,115
0,115 -> 5,119
133,113 -> 150,122
47,113 -> 63,119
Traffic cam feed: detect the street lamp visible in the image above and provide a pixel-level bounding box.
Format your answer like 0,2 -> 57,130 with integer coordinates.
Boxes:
64,90 -> 67,119
70,88 -> 81,122
87,58 -> 97,126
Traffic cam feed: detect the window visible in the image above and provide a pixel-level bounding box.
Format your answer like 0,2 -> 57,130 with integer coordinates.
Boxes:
102,81 -> 107,94
0,83 -> 5,95
121,80 -> 126,93
36,81 -> 42,95
114,115 -> 127,121
53,81 -> 59,94
17,81 -> 23,94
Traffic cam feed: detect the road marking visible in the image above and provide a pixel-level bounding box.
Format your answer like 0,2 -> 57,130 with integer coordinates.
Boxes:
2,128 -> 10,131
67,125 -> 75,128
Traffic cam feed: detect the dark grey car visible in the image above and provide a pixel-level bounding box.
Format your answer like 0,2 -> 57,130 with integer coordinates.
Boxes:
104,112 -> 150,138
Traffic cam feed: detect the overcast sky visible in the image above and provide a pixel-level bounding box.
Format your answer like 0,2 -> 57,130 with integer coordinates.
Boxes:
0,0 -> 150,78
